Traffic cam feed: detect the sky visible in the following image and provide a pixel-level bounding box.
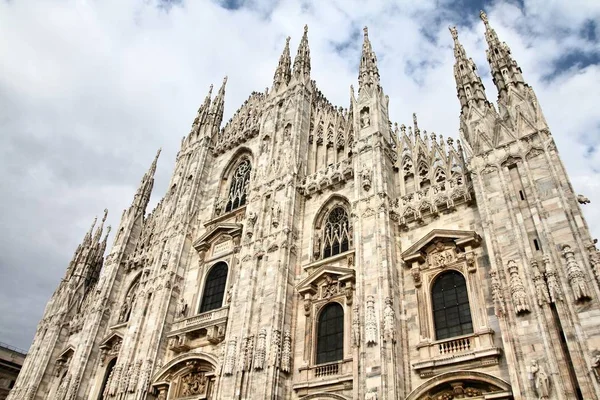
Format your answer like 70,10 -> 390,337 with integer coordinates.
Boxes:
0,0 -> 598,350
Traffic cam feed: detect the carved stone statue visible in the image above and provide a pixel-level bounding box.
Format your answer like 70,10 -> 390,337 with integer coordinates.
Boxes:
176,298 -> 187,318
530,360 -> 550,400
360,108 -> 370,128
561,244 -> 591,301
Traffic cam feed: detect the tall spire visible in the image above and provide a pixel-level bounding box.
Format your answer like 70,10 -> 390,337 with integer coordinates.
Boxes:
358,27 -> 381,94
273,36 -> 292,91
132,149 -> 160,215
480,10 -> 527,99
93,209 -> 108,243
292,25 -> 311,82
449,26 -> 489,114
210,76 -> 227,130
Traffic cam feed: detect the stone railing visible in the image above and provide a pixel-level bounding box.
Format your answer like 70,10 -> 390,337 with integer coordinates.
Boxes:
438,336 -> 471,355
295,358 -> 353,388
169,306 -> 229,334
413,331 -> 500,378
314,362 -> 339,377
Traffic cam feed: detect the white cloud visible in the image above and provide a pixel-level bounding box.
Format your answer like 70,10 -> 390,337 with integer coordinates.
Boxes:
0,0 -> 598,349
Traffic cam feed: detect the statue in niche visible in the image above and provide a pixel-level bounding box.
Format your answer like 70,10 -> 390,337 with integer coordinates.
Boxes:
118,296 -> 132,323
360,108 -> 370,128
271,202 -> 281,228
530,360 -> 550,400
283,124 -> 291,142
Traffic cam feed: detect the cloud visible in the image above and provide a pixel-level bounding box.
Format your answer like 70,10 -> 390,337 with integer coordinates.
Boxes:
0,0 -> 598,350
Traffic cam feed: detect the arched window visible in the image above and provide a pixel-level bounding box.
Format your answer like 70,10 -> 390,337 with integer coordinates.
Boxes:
99,358 -> 117,400
199,262 -> 228,313
316,303 -> 344,364
432,271 -> 473,340
225,158 -> 251,213
323,207 -> 350,259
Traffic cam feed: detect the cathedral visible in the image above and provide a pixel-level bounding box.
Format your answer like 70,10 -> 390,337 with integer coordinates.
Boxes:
9,10 -> 600,400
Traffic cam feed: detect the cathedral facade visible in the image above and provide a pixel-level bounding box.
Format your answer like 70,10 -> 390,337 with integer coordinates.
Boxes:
9,11 -> 600,400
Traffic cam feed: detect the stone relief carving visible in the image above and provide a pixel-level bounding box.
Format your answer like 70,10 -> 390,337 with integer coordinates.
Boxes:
223,337 -> 237,375
561,244 -> 591,301
507,260 -> 530,314
127,360 -> 142,393
352,304 -> 360,347
281,329 -> 292,373
530,359 -> 551,400
241,335 -> 254,371
542,255 -> 563,303
271,329 -> 281,368
254,328 -> 267,370
365,295 -> 378,345
299,158 -> 353,196
585,239 -> 600,282
531,259 -> 550,306
383,297 -> 396,343
489,269 -> 506,316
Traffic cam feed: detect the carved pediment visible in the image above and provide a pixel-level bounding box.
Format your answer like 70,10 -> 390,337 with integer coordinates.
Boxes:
57,346 -> 75,362
297,265 -> 355,296
193,223 -> 242,254
99,332 -> 123,349
402,229 -> 481,265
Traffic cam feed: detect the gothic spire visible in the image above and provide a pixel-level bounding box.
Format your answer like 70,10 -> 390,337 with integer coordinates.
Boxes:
358,27 -> 381,94
449,26 -> 489,114
480,10 -> 527,99
132,148 -> 160,215
92,209 -> 108,243
292,25 -> 311,82
273,36 -> 292,90
210,76 -> 227,130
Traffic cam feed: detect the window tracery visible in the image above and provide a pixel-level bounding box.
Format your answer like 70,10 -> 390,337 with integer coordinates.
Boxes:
225,158 -> 251,213
322,207 -> 351,259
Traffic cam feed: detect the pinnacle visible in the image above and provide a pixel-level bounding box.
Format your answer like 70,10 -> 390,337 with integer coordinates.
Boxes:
358,25 -> 380,94
292,25 -> 311,81
273,35 -> 292,89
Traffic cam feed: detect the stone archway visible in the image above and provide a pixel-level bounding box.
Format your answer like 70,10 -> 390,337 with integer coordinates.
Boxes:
152,353 -> 219,399
405,370 -> 513,400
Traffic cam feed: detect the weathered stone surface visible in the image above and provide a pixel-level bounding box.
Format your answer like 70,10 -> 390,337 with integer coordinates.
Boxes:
9,15 -> 600,400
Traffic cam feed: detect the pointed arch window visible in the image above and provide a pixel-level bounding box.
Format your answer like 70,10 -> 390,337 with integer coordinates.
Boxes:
199,262 -> 228,313
323,207 -> 350,259
225,158 -> 251,213
432,271 -> 473,340
316,303 -> 344,364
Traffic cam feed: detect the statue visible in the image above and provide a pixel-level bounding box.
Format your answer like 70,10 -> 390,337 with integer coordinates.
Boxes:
176,298 -> 187,318
118,298 -> 131,323
360,108 -> 370,128
530,360 -> 550,400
